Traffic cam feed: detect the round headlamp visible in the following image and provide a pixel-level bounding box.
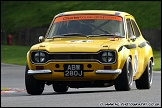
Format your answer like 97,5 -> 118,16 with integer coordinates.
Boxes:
33,52 -> 47,63
101,51 -> 115,63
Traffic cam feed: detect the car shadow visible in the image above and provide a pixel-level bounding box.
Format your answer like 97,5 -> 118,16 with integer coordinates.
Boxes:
40,88 -> 138,96
1,88 -> 138,97
43,89 -> 115,95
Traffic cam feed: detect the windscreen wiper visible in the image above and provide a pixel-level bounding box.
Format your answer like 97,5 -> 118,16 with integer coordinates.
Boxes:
87,34 -> 120,37
99,34 -> 116,36
61,33 -> 86,37
99,34 -> 124,38
86,34 -> 124,38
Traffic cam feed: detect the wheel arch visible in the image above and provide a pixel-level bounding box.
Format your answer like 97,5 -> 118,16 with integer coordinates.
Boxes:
143,45 -> 154,74
118,45 -> 132,70
134,46 -> 154,80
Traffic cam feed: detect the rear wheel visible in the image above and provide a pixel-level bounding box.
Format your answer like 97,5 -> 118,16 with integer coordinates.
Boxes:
52,83 -> 68,93
114,56 -> 133,91
135,60 -> 153,89
25,65 -> 45,95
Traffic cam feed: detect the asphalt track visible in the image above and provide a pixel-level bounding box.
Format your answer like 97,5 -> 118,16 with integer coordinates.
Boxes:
1,63 -> 161,107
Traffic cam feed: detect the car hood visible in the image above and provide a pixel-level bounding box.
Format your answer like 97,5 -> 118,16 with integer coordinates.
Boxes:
31,38 -> 125,52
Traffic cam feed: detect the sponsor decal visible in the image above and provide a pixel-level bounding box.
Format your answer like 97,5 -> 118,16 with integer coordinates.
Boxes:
54,15 -> 123,23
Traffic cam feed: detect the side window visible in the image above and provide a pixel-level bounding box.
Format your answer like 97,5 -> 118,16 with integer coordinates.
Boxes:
131,20 -> 141,37
126,19 -> 133,38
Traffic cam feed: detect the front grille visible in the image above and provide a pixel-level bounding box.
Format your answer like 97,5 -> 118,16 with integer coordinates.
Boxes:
49,53 -> 98,60
30,50 -> 116,64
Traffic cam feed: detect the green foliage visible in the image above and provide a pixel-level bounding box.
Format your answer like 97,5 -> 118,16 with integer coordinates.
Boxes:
1,1 -> 161,33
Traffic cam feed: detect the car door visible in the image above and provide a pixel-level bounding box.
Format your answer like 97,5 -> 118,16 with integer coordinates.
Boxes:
125,16 -> 146,78
125,16 -> 139,77
130,18 -> 147,77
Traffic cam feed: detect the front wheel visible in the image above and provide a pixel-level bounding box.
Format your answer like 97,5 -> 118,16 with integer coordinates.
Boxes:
114,56 -> 133,91
25,65 -> 45,95
135,60 -> 153,89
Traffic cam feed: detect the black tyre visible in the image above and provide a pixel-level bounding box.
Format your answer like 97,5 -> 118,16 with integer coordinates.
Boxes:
135,60 -> 153,89
114,56 -> 133,91
25,65 -> 45,95
52,83 -> 68,93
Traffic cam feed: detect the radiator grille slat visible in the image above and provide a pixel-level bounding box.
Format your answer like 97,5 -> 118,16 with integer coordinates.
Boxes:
49,54 -> 98,60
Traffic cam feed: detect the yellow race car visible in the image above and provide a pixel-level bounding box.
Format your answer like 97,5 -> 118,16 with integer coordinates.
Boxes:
25,10 -> 154,95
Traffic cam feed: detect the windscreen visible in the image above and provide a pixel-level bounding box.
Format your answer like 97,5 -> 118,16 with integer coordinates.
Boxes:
47,14 -> 125,38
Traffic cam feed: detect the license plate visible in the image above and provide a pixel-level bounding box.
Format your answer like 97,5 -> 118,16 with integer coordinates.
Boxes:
64,64 -> 83,77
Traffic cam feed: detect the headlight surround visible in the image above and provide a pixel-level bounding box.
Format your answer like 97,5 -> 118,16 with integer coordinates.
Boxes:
100,51 -> 116,63
31,51 -> 48,63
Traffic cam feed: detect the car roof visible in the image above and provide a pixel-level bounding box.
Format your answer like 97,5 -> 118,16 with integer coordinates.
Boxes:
54,10 -> 132,18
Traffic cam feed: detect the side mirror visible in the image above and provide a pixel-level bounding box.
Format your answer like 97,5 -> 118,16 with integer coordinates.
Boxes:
39,36 -> 44,42
130,35 -> 136,42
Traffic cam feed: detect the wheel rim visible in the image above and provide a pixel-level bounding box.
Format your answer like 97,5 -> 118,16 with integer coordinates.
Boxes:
148,61 -> 153,85
128,59 -> 133,86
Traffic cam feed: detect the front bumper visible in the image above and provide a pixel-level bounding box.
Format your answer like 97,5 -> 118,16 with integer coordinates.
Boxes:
27,62 -> 121,81
96,69 -> 121,74
28,69 -> 121,74
28,70 -> 52,74
28,69 -> 121,81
